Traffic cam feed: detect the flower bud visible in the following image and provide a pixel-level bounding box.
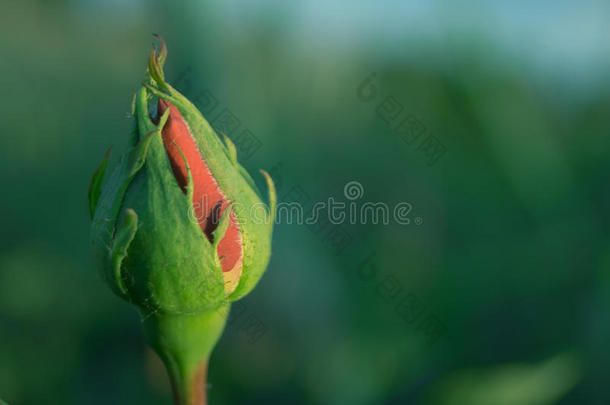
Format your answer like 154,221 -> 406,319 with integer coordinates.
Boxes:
88,37 -> 276,315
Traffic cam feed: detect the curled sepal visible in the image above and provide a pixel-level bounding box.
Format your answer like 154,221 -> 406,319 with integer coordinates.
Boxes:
111,209 -> 139,296
147,38 -> 168,91
213,203 -> 233,262
260,169 -> 277,225
90,126 -> 160,297
88,147 -> 111,219
221,133 -> 238,166
172,141 -> 195,203
153,34 -> 167,68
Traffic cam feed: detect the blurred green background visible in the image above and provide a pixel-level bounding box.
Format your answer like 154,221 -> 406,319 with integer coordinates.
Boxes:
1,0 -> 609,404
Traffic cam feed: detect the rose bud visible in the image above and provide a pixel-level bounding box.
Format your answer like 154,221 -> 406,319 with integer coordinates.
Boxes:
88,36 -> 275,405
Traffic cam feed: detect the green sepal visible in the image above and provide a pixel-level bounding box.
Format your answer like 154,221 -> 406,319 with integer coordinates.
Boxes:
227,170 -> 276,301
147,45 -> 168,91
119,131 -> 225,314
91,110 -> 166,299
110,208 -> 138,295
115,85 -> 225,315
172,140 -> 195,202
261,169 -> 277,225
130,92 -> 137,116
172,141 -> 198,228
153,34 -> 167,69
220,132 -> 238,166
213,203 -> 233,265
87,147 -> 110,219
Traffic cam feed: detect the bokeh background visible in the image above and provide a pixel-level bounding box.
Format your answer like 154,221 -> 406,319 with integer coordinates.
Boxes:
1,0 -> 609,404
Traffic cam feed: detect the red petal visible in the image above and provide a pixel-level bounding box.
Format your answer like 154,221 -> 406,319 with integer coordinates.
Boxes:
157,100 -> 243,281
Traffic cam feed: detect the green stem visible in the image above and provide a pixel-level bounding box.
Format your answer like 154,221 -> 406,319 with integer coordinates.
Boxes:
141,305 -> 229,405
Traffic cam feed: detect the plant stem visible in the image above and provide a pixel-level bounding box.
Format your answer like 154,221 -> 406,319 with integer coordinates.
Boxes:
141,306 -> 229,405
